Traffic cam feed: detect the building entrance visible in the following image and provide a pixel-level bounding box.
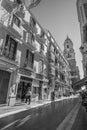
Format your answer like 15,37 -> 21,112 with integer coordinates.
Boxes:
16,81 -> 31,101
0,70 -> 10,104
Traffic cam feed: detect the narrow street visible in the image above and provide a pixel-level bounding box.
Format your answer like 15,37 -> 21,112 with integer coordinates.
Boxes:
71,104 -> 87,130
0,0 -> 87,130
0,97 -> 81,130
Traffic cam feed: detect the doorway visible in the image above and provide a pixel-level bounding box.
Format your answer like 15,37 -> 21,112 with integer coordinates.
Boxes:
0,70 -> 10,104
16,81 -> 31,101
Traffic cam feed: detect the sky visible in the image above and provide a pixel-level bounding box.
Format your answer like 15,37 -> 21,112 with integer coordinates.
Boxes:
31,0 -> 84,79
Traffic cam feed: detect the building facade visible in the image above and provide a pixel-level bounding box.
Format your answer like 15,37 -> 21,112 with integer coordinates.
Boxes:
77,0 -> 87,78
47,32 -> 72,98
63,36 -> 80,86
0,0 -> 72,105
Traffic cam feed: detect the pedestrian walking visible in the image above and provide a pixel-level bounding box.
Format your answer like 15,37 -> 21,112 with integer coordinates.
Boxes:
51,91 -> 55,101
25,88 -> 32,105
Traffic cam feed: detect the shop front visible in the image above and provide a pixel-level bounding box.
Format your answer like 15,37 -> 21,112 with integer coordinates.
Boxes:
32,79 -> 39,101
38,81 -> 43,100
42,82 -> 48,100
54,83 -> 59,99
16,76 -> 32,102
0,59 -> 18,105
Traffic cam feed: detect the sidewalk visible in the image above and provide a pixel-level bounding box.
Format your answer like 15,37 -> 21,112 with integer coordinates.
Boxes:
0,95 -> 79,119
0,99 -> 51,119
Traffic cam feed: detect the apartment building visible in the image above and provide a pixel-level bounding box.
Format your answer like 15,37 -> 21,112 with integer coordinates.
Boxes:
0,0 -> 72,105
46,31 -> 72,98
77,0 -> 87,78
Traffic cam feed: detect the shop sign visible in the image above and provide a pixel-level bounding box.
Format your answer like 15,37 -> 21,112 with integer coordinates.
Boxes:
20,76 -> 32,82
19,68 -> 32,76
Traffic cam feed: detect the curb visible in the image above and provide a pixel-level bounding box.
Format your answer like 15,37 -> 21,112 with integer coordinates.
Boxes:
0,96 -> 79,119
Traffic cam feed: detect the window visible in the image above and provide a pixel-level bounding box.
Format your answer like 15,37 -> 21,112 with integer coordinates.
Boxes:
50,44 -> 54,52
4,35 -> 17,60
23,30 -> 27,42
55,70 -> 58,78
30,16 -> 36,26
67,53 -> 71,58
83,25 -> 87,43
13,15 -> 21,27
34,40 -> 40,52
16,0 -> 22,4
40,44 -> 44,51
40,30 -> 45,38
25,49 -> 34,68
43,64 -> 47,75
80,6 -> 84,22
39,60 -> 43,73
84,3 -> 87,19
67,45 -> 69,48
31,33 -> 35,42
43,45 -> 47,56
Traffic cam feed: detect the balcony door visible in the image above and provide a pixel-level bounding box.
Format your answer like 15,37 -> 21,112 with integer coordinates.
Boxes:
4,34 -> 17,60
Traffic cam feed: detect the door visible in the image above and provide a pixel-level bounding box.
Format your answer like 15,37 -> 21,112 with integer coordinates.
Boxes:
0,70 -> 10,104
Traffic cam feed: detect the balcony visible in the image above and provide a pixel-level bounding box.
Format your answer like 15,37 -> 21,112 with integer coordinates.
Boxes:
1,0 -> 23,13
24,61 -> 34,72
8,24 -> 22,39
35,51 -> 44,61
59,67 -> 63,73
0,48 -> 18,66
22,20 -> 31,32
0,14 -> 22,39
49,52 -> 55,62
49,67 -> 55,76
35,73 -> 43,80
29,17 -> 37,34
15,4 -> 25,19
1,0 -> 15,13
36,34 -> 45,44
50,62 -> 55,67
26,41 -> 36,52
55,63 -> 59,69
69,75 -> 78,79
55,77 -> 60,83
30,24 -> 37,34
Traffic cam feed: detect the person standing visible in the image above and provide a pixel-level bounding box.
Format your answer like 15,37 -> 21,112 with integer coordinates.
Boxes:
25,88 -> 32,104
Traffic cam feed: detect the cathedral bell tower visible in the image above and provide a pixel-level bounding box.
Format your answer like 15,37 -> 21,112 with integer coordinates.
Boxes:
63,36 -> 80,84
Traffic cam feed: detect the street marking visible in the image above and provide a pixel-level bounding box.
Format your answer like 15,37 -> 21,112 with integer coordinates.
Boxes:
1,119 -> 20,130
16,115 -> 31,127
56,103 -> 80,130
